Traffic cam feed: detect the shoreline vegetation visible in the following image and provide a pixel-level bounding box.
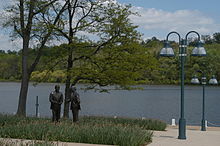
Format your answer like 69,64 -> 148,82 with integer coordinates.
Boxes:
0,114 -> 166,146
1,42 -> 220,87
0,81 -> 217,87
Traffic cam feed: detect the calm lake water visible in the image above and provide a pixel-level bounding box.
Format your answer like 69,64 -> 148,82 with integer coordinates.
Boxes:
0,82 -> 220,126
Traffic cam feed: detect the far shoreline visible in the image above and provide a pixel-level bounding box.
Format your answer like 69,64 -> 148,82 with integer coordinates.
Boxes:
0,81 -> 219,88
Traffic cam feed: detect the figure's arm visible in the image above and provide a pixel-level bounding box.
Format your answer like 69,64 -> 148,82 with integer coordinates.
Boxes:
49,93 -> 55,103
49,92 -> 58,104
76,93 -> 80,104
59,93 -> 64,104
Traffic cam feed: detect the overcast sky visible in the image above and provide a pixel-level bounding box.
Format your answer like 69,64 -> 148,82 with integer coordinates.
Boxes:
0,0 -> 220,51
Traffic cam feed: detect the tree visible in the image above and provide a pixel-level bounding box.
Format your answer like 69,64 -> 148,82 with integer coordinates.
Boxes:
0,54 -> 20,80
1,0 -> 68,116
201,35 -> 213,44
48,0 -> 142,118
69,41 -> 151,89
213,32 -> 220,44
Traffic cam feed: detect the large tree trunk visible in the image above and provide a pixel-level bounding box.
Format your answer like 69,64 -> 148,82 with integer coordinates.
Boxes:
16,73 -> 30,116
63,49 -> 73,118
16,36 -> 30,117
63,0 -> 76,118
63,76 -> 71,118
15,0 -> 66,117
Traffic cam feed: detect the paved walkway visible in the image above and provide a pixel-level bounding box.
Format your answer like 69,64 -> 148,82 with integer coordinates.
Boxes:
148,126 -> 220,146
0,138 -> 112,146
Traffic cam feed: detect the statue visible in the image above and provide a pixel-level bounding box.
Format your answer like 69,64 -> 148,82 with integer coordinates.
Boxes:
49,85 -> 63,122
69,86 -> 81,122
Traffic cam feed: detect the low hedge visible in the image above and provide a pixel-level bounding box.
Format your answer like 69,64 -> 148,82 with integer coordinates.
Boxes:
0,114 -> 167,146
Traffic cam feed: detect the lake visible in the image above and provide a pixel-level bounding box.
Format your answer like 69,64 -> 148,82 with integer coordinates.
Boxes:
0,82 -> 220,126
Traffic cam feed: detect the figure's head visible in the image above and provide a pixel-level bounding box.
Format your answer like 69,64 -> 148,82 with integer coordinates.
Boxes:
55,85 -> 60,92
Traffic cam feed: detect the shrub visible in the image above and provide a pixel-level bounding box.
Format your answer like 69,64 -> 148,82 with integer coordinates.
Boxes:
0,114 -> 167,146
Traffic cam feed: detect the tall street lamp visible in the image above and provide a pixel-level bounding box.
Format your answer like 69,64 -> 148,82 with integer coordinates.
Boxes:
191,71 -> 218,131
160,31 -> 207,139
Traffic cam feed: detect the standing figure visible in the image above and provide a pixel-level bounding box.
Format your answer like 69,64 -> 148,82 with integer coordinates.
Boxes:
49,85 -> 63,122
69,86 -> 81,122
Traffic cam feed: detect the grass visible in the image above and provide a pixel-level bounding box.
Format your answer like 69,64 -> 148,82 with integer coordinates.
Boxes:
80,116 -> 167,131
0,114 -> 167,146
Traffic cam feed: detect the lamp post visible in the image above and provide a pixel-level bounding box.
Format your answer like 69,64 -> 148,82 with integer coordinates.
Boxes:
160,31 -> 207,139
191,72 -> 218,131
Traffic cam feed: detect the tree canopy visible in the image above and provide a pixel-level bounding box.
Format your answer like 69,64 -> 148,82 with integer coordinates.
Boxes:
1,35 -> 220,85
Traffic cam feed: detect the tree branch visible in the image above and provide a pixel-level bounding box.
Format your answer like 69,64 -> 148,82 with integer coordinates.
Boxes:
29,1 -> 69,74
33,0 -> 57,15
74,1 -> 94,33
19,0 -> 25,33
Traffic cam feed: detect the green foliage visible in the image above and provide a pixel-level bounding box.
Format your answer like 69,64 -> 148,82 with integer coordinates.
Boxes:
31,70 -> 66,83
0,114 -> 164,146
67,41 -> 157,88
213,32 -> 220,44
80,116 -> 167,131
2,38 -> 220,85
0,124 -> 152,146
0,53 -> 21,80
1,1 -> 220,87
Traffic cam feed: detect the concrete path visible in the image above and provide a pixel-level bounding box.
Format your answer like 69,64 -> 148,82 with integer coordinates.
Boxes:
148,126 -> 220,146
0,138 -> 112,146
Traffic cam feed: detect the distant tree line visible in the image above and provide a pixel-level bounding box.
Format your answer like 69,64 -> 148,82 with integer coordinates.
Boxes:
1,32 -> 220,85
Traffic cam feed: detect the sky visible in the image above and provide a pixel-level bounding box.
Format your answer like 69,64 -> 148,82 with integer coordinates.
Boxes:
117,0 -> 220,40
0,0 -> 220,51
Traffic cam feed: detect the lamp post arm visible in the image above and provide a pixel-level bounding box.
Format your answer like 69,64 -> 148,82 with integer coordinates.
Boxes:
185,31 -> 201,41
166,31 -> 181,43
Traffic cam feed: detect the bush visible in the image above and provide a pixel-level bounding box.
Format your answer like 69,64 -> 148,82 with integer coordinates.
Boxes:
80,116 -> 167,131
0,114 -> 166,146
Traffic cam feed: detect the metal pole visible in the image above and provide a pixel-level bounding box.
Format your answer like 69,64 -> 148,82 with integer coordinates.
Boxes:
201,78 -> 206,131
178,39 -> 186,139
36,96 -> 39,117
